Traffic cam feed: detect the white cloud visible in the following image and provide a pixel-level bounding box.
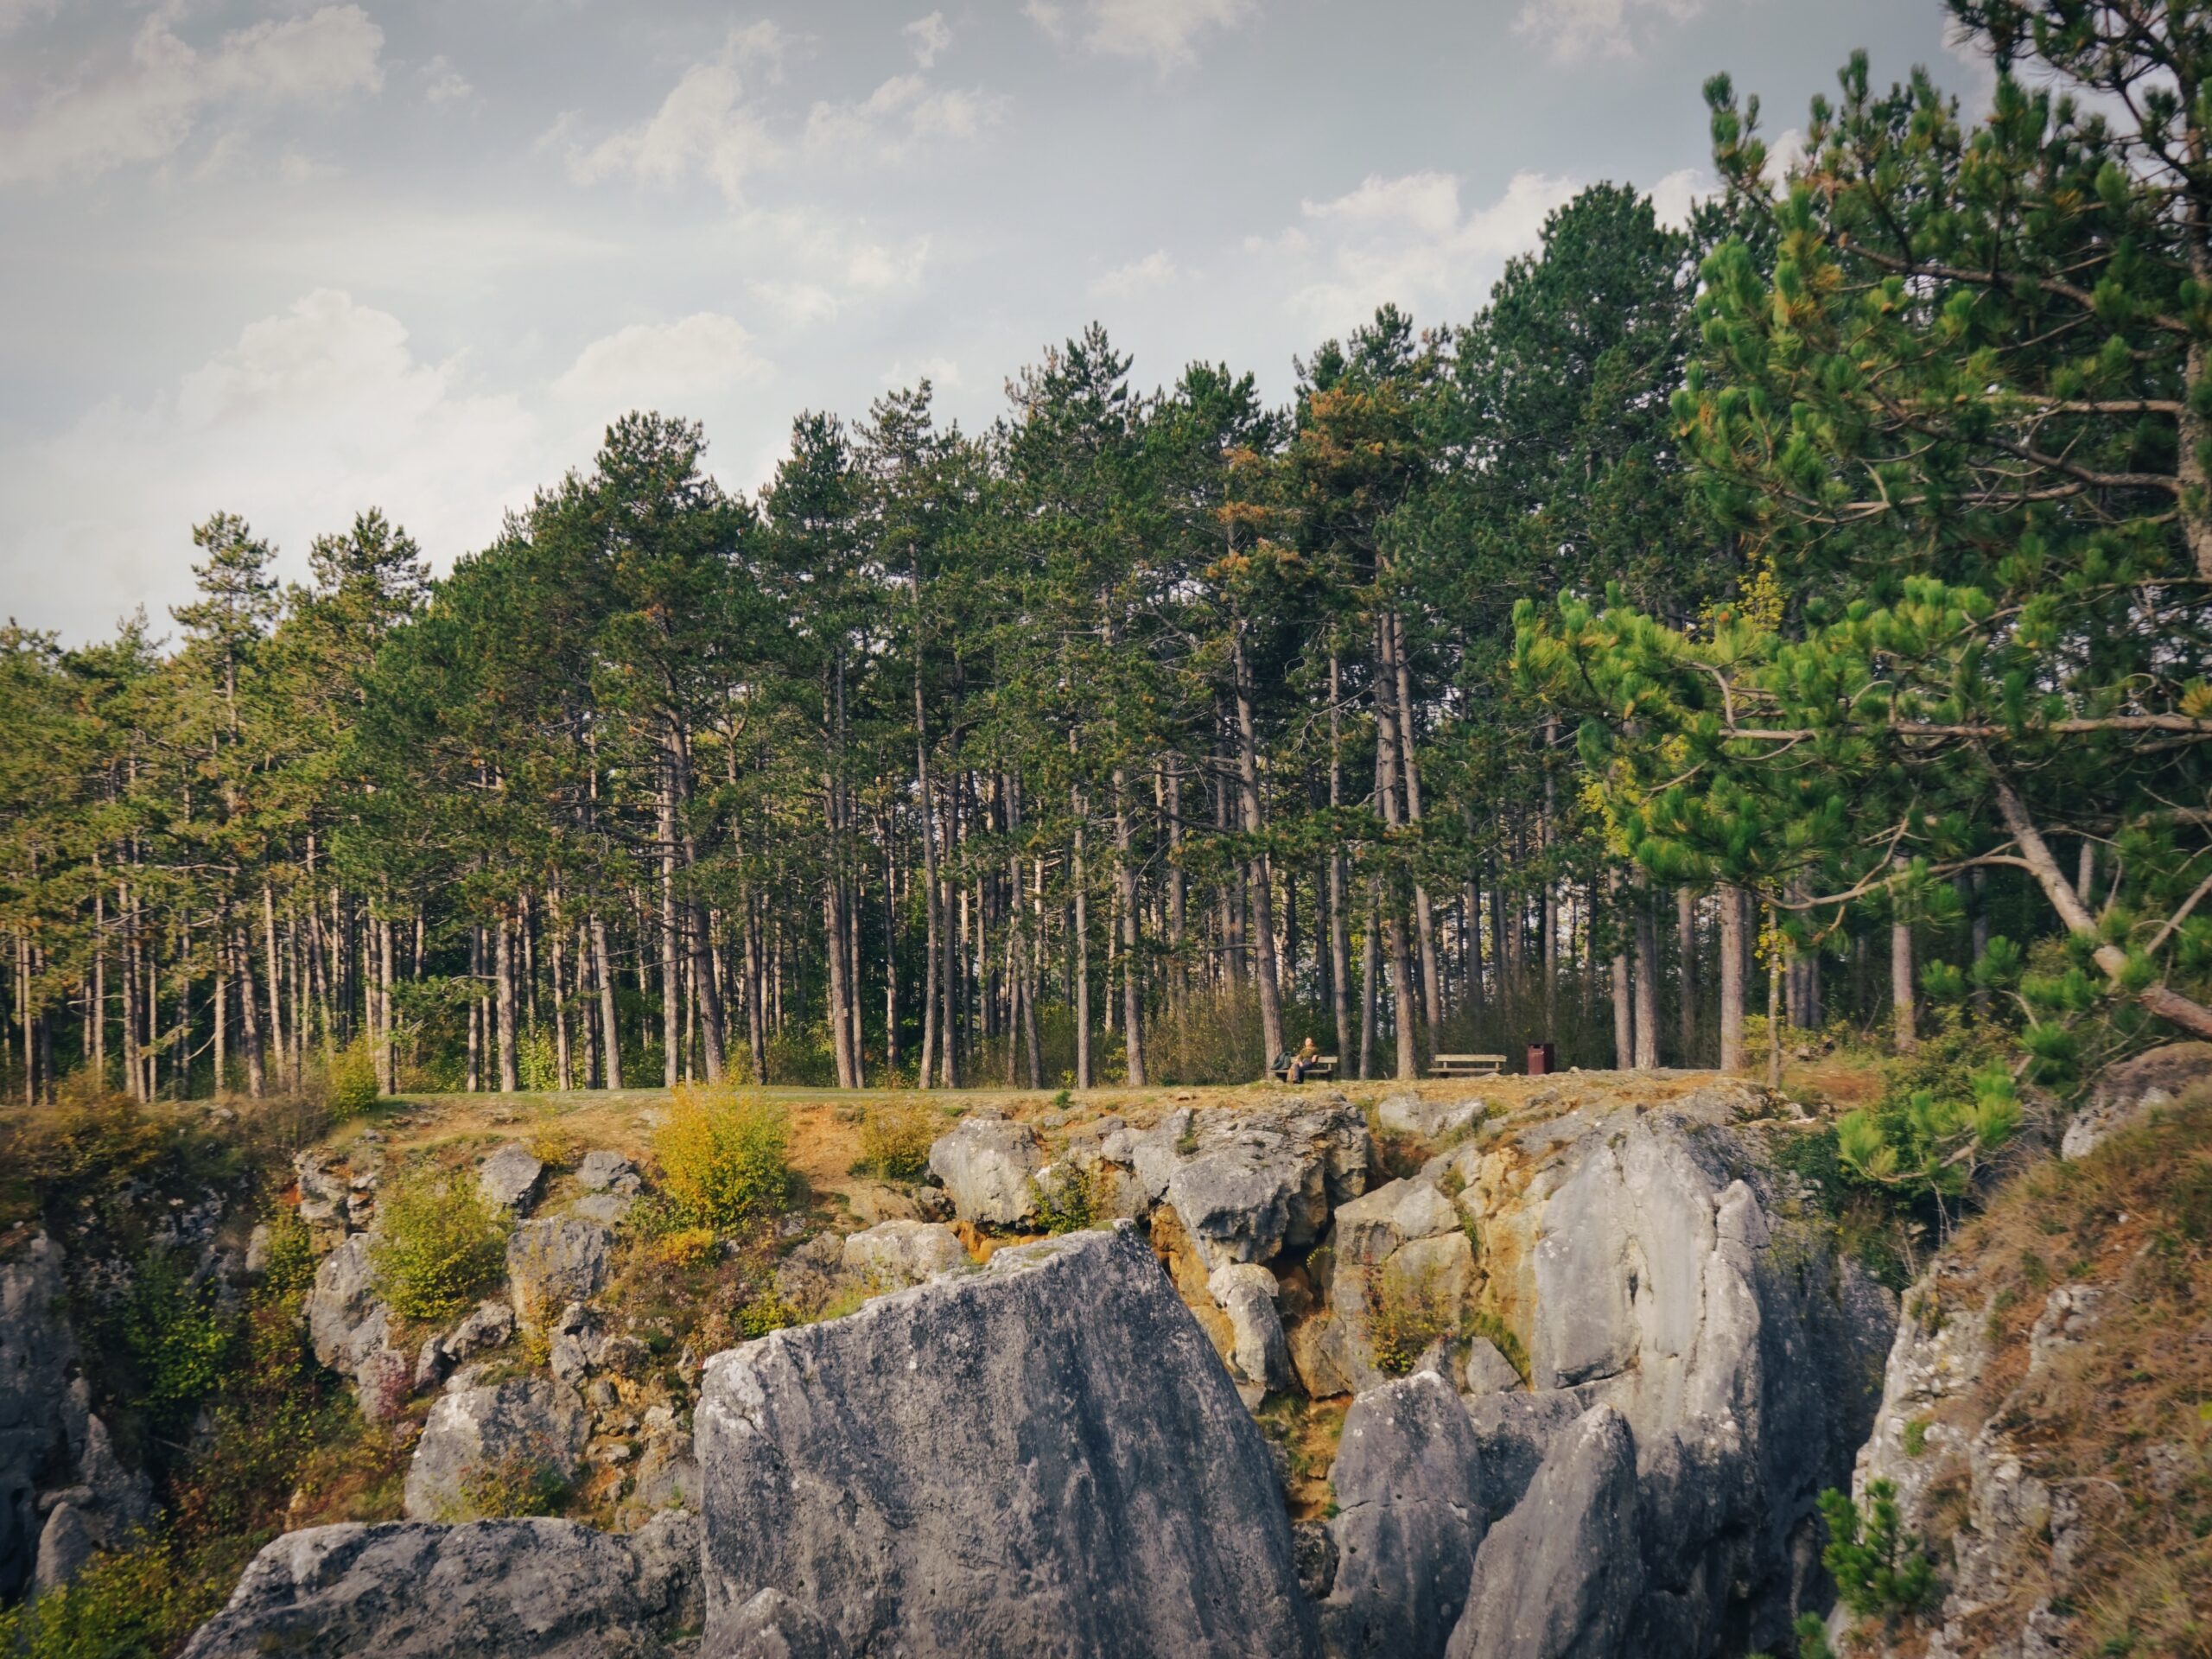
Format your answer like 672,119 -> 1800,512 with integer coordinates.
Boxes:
904,11 -> 953,68
1090,250 -> 1178,299
0,290 -> 540,637
751,280 -> 842,326
0,6 -> 385,187
1942,19 -> 2001,116
1512,0 -> 1700,63
421,55 -> 474,105
0,0 -> 59,37
1030,0 -> 1255,71
804,73 -> 1001,162
881,355 -> 962,390
566,27 -> 788,203
1646,166 -> 1710,227
552,313 -> 772,415
1278,168 -> 1580,325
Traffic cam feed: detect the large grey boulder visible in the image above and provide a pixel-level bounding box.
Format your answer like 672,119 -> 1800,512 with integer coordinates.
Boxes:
1299,1177 -> 1472,1395
1322,1370 -> 1488,1659
1208,1263 -> 1292,1395
695,1223 -> 1321,1658
1377,1092 -> 1484,1141
0,1236 -> 75,1599
2062,1041 -> 2212,1159
478,1146 -> 545,1213
1446,1405 -> 1641,1659
925,1112 -> 1045,1226
1128,1096 -> 1370,1271
306,1232 -> 391,1373
841,1219 -> 969,1288
404,1377 -> 589,1522
178,1511 -> 701,1658
506,1217 -> 612,1329
295,1152 -> 353,1229
576,1150 -> 641,1194
715,1587 -> 837,1659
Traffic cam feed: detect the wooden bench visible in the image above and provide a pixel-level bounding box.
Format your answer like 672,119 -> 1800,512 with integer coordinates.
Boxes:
1430,1052 -> 1507,1078
1270,1055 -> 1338,1083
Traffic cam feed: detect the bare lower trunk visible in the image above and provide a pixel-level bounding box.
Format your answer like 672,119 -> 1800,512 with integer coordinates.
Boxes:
1675,887 -> 1697,1065
1114,768 -> 1146,1088
1632,878 -> 1660,1071
591,914 -> 622,1091
1073,812 -> 1092,1090
1232,630 -> 1286,1071
495,917 -> 519,1092
1610,872 -> 1634,1068
1718,887 -> 1746,1074
1891,919 -> 1918,1053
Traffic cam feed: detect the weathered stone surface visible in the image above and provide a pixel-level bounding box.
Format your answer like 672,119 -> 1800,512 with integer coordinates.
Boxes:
714,1586 -> 837,1659
841,1219 -> 969,1289
479,1146 -> 545,1213
505,1218 -> 612,1329
570,1192 -> 634,1227
356,1346 -> 416,1423
0,1236 -> 75,1599
925,1111 -> 1046,1227
404,1378 -> 589,1522
32,1500 -> 95,1594
1208,1262 -> 1292,1394
178,1511 -> 702,1658
1306,1177 -> 1472,1395
1465,1337 -> 1521,1395
295,1152 -> 353,1229
306,1232 -> 391,1374
696,1223 -> 1320,1658
576,1150 -> 641,1194
442,1300 -> 515,1363
1376,1093 -> 1484,1141
2062,1041 -> 2212,1159
1128,1096 -> 1370,1272
1322,1370 -> 1488,1659
1446,1405 -> 1641,1659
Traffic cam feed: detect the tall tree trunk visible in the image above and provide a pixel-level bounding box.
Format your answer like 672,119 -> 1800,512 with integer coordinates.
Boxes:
824,880 -> 856,1090
1113,768 -> 1146,1087
1370,620 -> 1417,1080
1231,627 -> 1287,1071
261,880 -> 284,1091
1675,887 -> 1697,1065
1633,880 -> 1660,1071
1391,612 -> 1444,1035
590,914 -> 622,1090
495,916 -> 520,1092
550,891 -> 573,1092
1766,904 -> 1784,1088
378,917 -> 396,1093
1891,918 -> 1918,1053
1073,801 -> 1092,1090
1718,886 -> 1747,1074
1358,890 -> 1379,1081
1328,657 -> 1353,1063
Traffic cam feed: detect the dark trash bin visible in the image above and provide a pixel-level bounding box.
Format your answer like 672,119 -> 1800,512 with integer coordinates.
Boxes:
1525,1042 -> 1556,1076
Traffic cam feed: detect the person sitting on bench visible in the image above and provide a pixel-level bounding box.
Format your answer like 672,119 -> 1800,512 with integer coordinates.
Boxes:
1286,1037 -> 1320,1084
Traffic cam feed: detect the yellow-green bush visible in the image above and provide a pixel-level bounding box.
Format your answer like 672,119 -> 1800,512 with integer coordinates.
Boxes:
1368,1265 -> 1462,1376
324,1037 -> 381,1118
370,1168 -> 511,1322
855,1099 -> 935,1181
652,1226 -> 720,1270
653,1085 -> 792,1230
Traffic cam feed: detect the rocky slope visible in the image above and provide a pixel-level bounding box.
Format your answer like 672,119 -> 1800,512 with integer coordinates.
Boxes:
1833,1045 -> 2212,1659
145,1070 -> 1903,1658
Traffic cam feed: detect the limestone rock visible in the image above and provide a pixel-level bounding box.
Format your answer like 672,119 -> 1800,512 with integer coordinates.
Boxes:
570,1192 -> 634,1227
479,1146 -> 545,1213
295,1152 -> 353,1229
505,1218 -> 611,1329
1306,1177 -> 1472,1395
1465,1337 -> 1521,1395
1208,1262 -> 1292,1393
1322,1370 -> 1488,1659
841,1219 -> 969,1289
442,1300 -> 516,1363
2063,1041 -> 2212,1159
1128,1096 -> 1370,1272
695,1223 -> 1320,1657
178,1511 -> 702,1659
714,1586 -> 837,1659
1446,1405 -> 1641,1659
404,1378 -> 589,1522
925,1111 -> 1046,1226
306,1232 -> 391,1374
575,1150 -> 641,1194
356,1347 -> 416,1423
0,1236 -> 76,1599
1376,1093 -> 1484,1141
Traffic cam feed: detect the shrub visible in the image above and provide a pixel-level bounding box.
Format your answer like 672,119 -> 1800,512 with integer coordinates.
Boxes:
653,1226 -> 721,1270
256,1206 -> 316,1295
526,1126 -> 582,1169
371,1168 -> 511,1323
737,1291 -> 799,1338
455,1452 -> 569,1520
324,1037 -> 381,1118
855,1100 -> 935,1182
119,1248 -> 238,1426
1031,1164 -> 1096,1235
1819,1479 -> 1940,1620
1368,1265 -> 1461,1376
653,1085 -> 792,1230
0,1534 -> 233,1659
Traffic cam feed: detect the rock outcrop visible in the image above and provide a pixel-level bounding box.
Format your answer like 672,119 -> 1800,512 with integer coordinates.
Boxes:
478,1146 -> 545,1213
306,1232 -> 391,1374
1126,1096 -> 1370,1270
839,1219 -> 968,1289
179,1511 -> 701,1658
695,1223 -> 1320,1657
0,1237 -> 75,1599
2059,1039 -> 2212,1159
925,1111 -> 1045,1227
404,1377 -> 590,1522
505,1218 -> 612,1330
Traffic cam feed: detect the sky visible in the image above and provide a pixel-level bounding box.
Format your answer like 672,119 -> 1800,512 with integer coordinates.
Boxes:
0,0 -> 1992,644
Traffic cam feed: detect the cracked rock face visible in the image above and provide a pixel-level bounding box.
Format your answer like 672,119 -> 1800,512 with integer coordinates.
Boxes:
306,1232 -> 391,1374
2060,1040 -> 2212,1160
1,1236 -> 75,1599
841,1219 -> 969,1289
505,1218 -> 612,1330
404,1377 -> 589,1522
1127,1096 -> 1371,1272
478,1146 -> 545,1213
178,1512 -> 701,1659
925,1112 -> 1046,1227
695,1223 -> 1320,1659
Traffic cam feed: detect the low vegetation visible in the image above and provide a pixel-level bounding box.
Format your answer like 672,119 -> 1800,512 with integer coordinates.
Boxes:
370,1169 -> 511,1323
652,1085 -> 794,1232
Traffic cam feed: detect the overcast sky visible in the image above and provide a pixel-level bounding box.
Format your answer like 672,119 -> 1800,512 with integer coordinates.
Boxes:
0,0 -> 1986,643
